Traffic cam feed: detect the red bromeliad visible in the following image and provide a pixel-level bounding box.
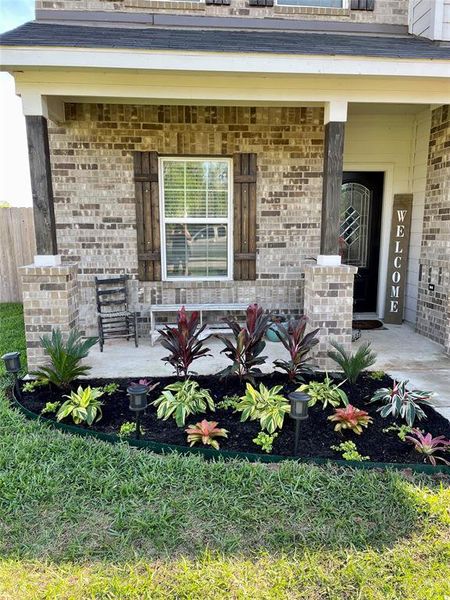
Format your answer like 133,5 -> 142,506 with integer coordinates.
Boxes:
405,429 -> 450,466
185,419 -> 228,450
159,306 -> 211,377
328,404 -> 373,435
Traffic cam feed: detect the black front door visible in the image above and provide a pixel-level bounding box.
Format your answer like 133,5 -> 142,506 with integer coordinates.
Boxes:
340,172 -> 383,313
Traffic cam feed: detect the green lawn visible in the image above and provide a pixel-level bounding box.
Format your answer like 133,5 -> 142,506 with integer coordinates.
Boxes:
0,303 -> 449,599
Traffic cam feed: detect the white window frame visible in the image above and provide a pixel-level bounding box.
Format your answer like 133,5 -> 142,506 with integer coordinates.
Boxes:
275,0 -> 348,8
159,156 -> 234,282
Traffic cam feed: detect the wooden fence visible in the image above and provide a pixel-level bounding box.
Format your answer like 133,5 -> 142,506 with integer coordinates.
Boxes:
0,207 -> 36,302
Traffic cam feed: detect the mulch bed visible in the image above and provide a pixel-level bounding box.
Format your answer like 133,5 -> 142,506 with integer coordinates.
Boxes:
18,372 -> 450,464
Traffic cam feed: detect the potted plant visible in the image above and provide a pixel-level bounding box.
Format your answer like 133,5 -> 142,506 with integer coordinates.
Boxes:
266,314 -> 287,342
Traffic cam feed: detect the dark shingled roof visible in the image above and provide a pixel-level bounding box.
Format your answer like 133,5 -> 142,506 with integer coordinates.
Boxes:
1,21 -> 450,60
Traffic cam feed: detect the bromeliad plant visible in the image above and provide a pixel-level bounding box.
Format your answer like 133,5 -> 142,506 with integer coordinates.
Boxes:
370,380 -> 433,427
273,316 -> 319,382
32,328 -> 98,389
153,379 -> 215,427
404,429 -> 450,466
236,383 -> 290,434
56,385 -> 104,426
159,306 -> 211,377
298,375 -> 348,410
185,419 -> 228,450
327,341 -> 376,385
216,303 -> 270,382
328,404 -> 373,435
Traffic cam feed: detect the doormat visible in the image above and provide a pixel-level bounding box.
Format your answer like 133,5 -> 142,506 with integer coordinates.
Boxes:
352,319 -> 384,330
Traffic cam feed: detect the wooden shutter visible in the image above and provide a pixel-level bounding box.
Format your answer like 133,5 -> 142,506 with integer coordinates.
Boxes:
133,151 -> 161,281
233,153 -> 257,281
351,0 -> 374,10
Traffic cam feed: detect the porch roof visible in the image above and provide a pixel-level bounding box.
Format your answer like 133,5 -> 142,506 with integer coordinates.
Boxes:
1,22 -> 450,61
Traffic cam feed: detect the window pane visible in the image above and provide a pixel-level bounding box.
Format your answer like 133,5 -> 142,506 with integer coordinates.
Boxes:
165,223 -> 228,278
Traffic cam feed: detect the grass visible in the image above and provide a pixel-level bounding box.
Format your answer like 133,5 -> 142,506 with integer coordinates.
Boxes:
0,303 -> 27,376
0,303 -> 449,599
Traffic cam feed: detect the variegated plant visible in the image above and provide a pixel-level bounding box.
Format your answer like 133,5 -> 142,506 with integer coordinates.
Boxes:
370,380 -> 433,427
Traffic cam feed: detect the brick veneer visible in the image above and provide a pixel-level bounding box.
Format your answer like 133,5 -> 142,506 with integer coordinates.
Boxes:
304,263 -> 357,369
20,263 -> 80,371
35,0 -> 408,25
50,104 -> 324,334
416,105 -> 450,353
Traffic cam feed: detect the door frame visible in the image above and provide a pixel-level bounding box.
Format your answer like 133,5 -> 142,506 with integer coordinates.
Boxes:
342,162 -> 395,319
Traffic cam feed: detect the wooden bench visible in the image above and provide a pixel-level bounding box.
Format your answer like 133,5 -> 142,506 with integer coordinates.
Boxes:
149,303 -> 249,346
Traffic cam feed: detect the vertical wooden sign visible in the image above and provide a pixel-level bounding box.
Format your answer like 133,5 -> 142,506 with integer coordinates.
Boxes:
384,194 -> 413,324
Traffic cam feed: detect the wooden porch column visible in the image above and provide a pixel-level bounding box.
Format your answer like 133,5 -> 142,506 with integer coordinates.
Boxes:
320,102 -> 347,258
25,115 -> 58,256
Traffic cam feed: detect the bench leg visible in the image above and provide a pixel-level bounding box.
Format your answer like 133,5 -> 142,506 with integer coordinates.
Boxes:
134,313 -> 139,347
150,310 -> 155,347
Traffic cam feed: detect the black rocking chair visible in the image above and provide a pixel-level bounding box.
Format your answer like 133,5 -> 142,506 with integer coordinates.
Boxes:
95,275 -> 138,352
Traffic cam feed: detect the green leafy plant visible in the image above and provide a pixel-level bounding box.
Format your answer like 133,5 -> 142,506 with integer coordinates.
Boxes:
328,404 -> 372,435
216,303 -> 269,382
32,329 -> 98,389
382,423 -> 414,442
118,421 -> 143,438
22,379 -> 46,393
404,429 -> 450,466
327,341 -> 376,385
153,380 -> 215,427
185,419 -> 228,450
273,316 -> 319,382
216,395 -> 240,410
331,441 -> 369,462
298,375 -> 348,410
236,383 -> 290,434
253,431 -> 278,453
57,386 -> 104,426
101,383 -> 120,396
41,401 -> 61,415
159,306 -> 211,377
370,380 -> 433,427
369,370 -> 385,381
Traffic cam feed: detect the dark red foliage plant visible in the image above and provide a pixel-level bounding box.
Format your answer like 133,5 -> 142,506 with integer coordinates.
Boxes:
273,316 -> 319,382
216,303 -> 270,382
159,306 -> 211,377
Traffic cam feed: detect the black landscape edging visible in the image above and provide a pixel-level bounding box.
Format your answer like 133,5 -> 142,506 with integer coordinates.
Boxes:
11,391 -> 450,474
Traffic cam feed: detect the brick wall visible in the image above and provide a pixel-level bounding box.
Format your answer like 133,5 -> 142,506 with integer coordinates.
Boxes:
416,105 -> 450,352
35,0 -> 409,25
49,104 -> 324,334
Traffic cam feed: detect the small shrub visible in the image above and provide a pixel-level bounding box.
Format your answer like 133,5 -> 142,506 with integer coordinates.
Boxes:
153,380 -> 215,427
185,419 -> 228,450
331,441 -> 369,462
32,328 -> 98,389
237,383 -> 290,434
216,303 -> 269,382
118,421 -> 143,438
369,370 -> 385,381
101,383 -> 120,396
327,341 -> 376,385
22,379 -> 46,393
404,429 -> 450,466
370,380 -> 433,427
273,316 -> 319,382
298,375 -> 348,410
216,395 -> 240,410
159,306 -> 211,377
253,431 -> 278,453
41,401 -> 61,415
57,385 -> 104,426
328,404 -> 372,435
382,423 -> 414,442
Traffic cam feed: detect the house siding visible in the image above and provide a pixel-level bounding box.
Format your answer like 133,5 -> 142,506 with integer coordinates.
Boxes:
50,103 -> 324,334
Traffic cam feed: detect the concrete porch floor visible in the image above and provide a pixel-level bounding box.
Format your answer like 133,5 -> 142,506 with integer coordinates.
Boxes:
85,324 -> 450,421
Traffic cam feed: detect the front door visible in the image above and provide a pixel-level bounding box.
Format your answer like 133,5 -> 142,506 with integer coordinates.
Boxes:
340,172 -> 383,313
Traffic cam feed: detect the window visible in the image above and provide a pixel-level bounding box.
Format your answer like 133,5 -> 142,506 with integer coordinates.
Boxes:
276,0 -> 346,7
160,157 -> 232,281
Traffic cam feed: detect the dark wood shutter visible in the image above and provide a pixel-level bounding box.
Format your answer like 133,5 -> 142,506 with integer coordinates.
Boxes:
133,151 -> 161,281
233,153 -> 257,281
351,0 -> 374,10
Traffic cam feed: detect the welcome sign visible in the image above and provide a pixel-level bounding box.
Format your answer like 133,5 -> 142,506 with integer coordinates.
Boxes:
384,194 -> 413,324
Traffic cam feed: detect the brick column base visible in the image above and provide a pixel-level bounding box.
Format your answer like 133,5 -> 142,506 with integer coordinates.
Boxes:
304,263 -> 358,370
20,263 -> 80,372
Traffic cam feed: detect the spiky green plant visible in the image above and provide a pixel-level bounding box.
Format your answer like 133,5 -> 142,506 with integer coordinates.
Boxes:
327,341 -> 376,385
